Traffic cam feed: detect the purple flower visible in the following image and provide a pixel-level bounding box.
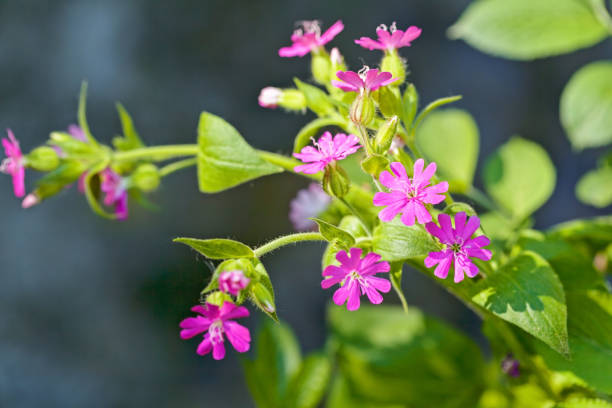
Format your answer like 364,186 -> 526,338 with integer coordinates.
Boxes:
332,68 -> 398,94
424,212 -> 492,283
1,129 -> 25,198
373,160 -> 448,226
501,354 -> 520,377
279,20 -> 344,57
293,131 -> 361,174
179,302 -> 251,360
100,168 -> 128,220
218,270 -> 250,296
355,22 -> 422,51
322,248 -> 391,311
258,87 -> 283,109
289,183 -> 331,231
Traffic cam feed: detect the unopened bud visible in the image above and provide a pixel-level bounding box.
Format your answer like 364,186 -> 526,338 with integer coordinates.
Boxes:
374,116 -> 399,154
380,50 -> 406,85
131,163 -> 160,192
349,94 -> 375,126
330,47 -> 347,72
258,87 -> 307,112
402,84 -> 419,126
376,86 -> 402,118
323,164 -> 350,198
251,283 -> 275,313
258,87 -> 283,108
311,51 -> 331,84
21,193 -> 40,209
26,146 -> 59,171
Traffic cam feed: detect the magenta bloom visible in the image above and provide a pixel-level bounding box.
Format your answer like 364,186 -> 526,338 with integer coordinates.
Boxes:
1,129 -> 26,197
373,160 -> 448,226
279,20 -> 344,57
332,68 -> 398,94
100,168 -> 128,220
424,212 -> 492,283
289,183 -> 331,231
293,131 -> 361,174
355,22 -> 422,51
218,270 -> 250,296
179,302 -> 250,360
322,248 -> 391,311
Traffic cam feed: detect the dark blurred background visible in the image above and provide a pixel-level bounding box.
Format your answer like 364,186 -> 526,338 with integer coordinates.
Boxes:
1,0 -> 610,406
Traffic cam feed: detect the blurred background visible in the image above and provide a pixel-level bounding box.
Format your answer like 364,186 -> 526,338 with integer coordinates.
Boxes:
1,0 -> 610,406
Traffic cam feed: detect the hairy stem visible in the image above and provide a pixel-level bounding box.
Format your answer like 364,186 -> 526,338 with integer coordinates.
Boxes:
257,150 -> 322,181
253,232 -> 326,258
113,144 -> 199,162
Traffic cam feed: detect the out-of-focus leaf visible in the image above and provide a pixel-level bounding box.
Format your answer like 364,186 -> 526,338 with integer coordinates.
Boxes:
285,353 -> 332,408
294,78 -> 336,116
576,166 -> 612,208
113,103 -> 145,151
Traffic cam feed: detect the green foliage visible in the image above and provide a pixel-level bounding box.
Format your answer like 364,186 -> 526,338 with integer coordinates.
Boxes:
311,217 -> 356,250
561,61 -> 612,150
576,166 -> 612,208
470,251 -> 569,356
284,353 -> 332,408
249,260 -> 279,321
113,103 -> 145,151
196,112 -> 283,192
294,78 -> 336,116
411,95 -> 462,132
416,109 -> 479,193
449,0 -> 610,60
373,219 -> 440,262
483,137 -> 556,220
173,237 -> 254,259
77,81 -> 99,146
556,398 -> 612,408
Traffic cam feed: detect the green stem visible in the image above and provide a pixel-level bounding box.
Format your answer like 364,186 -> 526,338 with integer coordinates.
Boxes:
159,157 -> 198,177
254,232 -> 326,258
113,144 -> 199,162
257,150 -> 322,181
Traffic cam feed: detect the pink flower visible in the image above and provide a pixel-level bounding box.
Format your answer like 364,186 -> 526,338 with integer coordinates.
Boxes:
218,270 -> 250,296
424,212 -> 492,283
373,160 -> 448,226
355,22 -> 422,51
293,131 -> 361,174
289,183 -> 331,231
1,129 -> 26,197
332,68 -> 398,94
279,20 -> 344,57
322,248 -> 391,311
100,168 -> 128,220
179,302 -> 251,360
258,87 -> 283,108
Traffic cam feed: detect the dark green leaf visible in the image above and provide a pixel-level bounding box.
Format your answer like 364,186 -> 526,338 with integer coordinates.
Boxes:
196,112 -> 282,193
311,218 -> 356,249
373,219 -> 440,262
285,353 -> 332,408
173,237 -> 254,259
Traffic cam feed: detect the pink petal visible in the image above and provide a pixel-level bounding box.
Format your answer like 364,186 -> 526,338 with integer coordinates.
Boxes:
399,204 -> 416,226
461,215 -> 481,242
466,247 -> 492,261
390,161 -> 408,180
224,321 -> 251,353
438,213 -> 455,242
322,265 -> 347,278
433,254 -> 452,279
423,182 -> 448,204
364,276 -> 391,292
319,20 -> 344,45
212,341 -> 226,360
335,71 -> 364,89
425,222 -> 450,244
469,235 -> 491,248
363,284 -> 383,304
454,212 -> 467,238
332,284 -> 350,306
360,252 -> 382,269
360,260 -> 390,276
279,44 -> 311,57
191,305 -> 209,315
346,280 -> 361,311
413,161 -> 436,188
412,201 -> 432,225
373,191 -> 405,206
331,80 -> 359,92
294,162 -> 326,174
220,303 -> 250,321
354,37 -> 385,50
399,26 -> 422,47
424,250 -> 447,268
377,202 -> 405,222
321,276 -> 343,289
12,166 -> 25,197
453,259 -> 465,283
196,335 -> 212,356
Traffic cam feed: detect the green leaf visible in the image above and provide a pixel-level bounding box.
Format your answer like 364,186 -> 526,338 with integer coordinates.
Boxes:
576,166 -> 612,208
327,374 -> 404,408
293,117 -> 347,153
401,83 -> 419,127
328,305 -> 486,406
416,108 -> 479,193
557,397 -> 612,408
548,216 -> 612,246
294,78 -> 335,116
243,321 -> 302,408
483,137 -> 556,220
285,353 -> 332,408
173,237 -> 254,259
196,112 -> 283,193
77,81 -> 99,146
534,289 -> 612,394
411,95 -> 462,132
311,218 -> 356,249
470,251 -> 569,356
250,260 -> 279,321
561,61 -> 612,150
113,103 -> 145,151
373,219 -> 440,262
448,0 -> 609,60
322,216 -> 370,269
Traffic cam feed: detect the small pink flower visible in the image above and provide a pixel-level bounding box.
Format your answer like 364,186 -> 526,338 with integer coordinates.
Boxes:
279,20 -> 344,57
424,212 -> 492,283
100,168 -> 128,220
355,22 -> 422,51
332,68 -> 398,94
293,131 -> 361,174
289,183 -> 331,231
179,302 -> 251,360
373,160 -> 448,226
218,270 -> 250,296
258,87 -> 283,108
322,248 -> 391,311
1,129 -> 26,198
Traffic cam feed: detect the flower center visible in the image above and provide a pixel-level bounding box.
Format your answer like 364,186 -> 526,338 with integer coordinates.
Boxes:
450,243 -> 462,253
209,320 -> 224,345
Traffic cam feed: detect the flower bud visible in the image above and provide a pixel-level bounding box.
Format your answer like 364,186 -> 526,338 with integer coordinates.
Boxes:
26,146 -> 59,171
131,163 -> 160,192
330,47 -> 347,73
323,164 -> 350,198
311,51 -> 331,84
258,88 -> 307,112
349,94 -> 375,126
402,83 -> 419,126
205,291 -> 232,307
258,87 -> 283,108
251,283 -> 275,314
380,50 -> 406,85
21,193 -> 40,209
374,116 -> 399,154
361,154 -> 390,177
376,86 -> 402,118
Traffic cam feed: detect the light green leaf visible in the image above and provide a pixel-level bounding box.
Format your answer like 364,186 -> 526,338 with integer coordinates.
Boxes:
557,397 -> 612,408
401,83 -> 419,127
285,353 -> 332,408
548,216 -> 612,245
561,61 -> 612,150
294,78 -> 335,116
449,0 -> 609,60
483,137 -> 556,219
470,251 -> 569,356
173,237 -> 254,259
113,103 -> 145,151
293,117 -> 347,153
576,166 -> 612,208
416,108 -> 479,193
196,112 -> 282,193
411,95 -> 462,132
311,218 -> 356,249
373,219 -> 440,262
